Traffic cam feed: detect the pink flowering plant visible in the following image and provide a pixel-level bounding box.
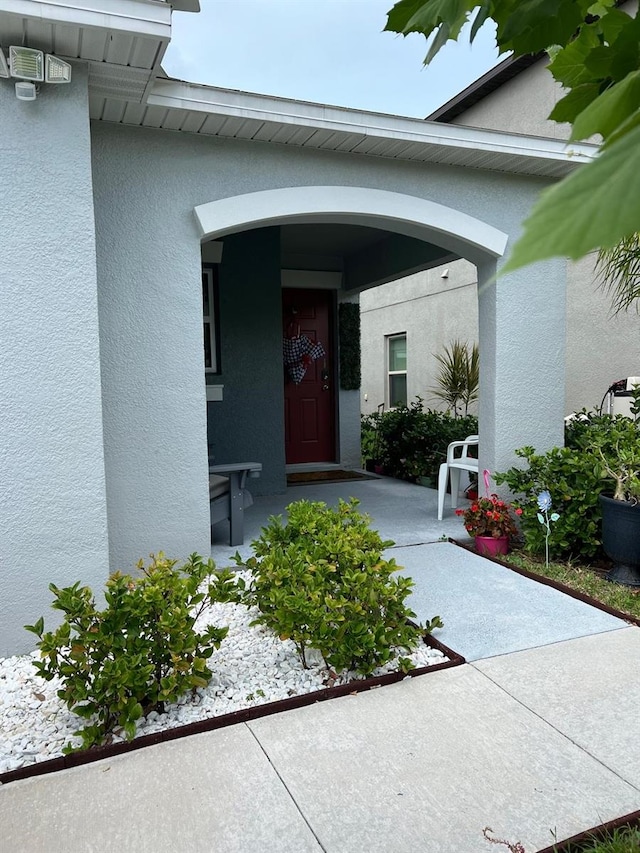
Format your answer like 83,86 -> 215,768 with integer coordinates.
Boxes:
456,494 -> 522,539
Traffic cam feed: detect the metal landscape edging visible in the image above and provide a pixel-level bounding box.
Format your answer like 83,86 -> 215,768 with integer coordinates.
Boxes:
535,807 -> 640,853
0,634 -> 464,786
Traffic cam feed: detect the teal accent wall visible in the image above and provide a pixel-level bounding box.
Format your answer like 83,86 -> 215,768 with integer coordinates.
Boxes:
208,228 -> 286,495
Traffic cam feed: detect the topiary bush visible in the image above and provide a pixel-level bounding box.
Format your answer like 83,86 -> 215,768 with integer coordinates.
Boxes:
26,553 -> 241,751
239,498 -> 441,676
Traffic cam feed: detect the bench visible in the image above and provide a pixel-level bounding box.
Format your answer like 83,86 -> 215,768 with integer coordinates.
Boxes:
209,462 -> 262,546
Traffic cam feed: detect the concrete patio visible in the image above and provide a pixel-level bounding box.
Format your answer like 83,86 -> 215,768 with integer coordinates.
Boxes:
2,477 -> 639,852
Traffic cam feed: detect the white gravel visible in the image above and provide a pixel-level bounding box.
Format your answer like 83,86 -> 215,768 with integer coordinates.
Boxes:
0,571 -> 447,775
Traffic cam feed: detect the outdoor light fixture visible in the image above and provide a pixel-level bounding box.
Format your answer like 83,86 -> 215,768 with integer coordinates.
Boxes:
0,44 -> 72,100
9,45 -> 44,81
45,54 -> 72,83
15,81 -> 37,101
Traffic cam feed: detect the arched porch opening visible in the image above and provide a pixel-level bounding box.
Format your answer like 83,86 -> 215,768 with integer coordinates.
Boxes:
194,187 -> 509,492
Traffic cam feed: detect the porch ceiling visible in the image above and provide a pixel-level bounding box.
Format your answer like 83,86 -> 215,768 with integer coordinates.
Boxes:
89,76 -> 598,180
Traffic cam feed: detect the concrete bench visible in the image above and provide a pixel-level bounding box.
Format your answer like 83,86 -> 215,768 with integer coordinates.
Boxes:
209,462 -> 262,546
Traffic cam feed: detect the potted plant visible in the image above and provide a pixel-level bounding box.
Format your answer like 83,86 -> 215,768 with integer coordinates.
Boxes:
592,416 -> 640,585
456,494 -> 521,557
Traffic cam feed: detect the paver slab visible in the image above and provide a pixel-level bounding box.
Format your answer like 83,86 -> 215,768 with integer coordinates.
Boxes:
0,725 -> 322,853
249,664 -> 640,853
474,628 -> 640,791
397,542 -> 626,660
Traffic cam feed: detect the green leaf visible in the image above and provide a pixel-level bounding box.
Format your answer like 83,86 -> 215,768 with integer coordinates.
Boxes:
470,2 -> 491,42
549,84 -> 601,125
571,70 -> 640,141
548,25 -> 601,89
501,123 -> 640,270
498,0 -> 586,55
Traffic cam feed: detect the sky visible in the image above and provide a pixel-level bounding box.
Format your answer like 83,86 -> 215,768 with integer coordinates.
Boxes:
163,0 -> 502,119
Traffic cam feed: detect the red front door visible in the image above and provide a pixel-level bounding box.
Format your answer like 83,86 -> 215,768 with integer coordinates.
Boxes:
283,288 -> 335,464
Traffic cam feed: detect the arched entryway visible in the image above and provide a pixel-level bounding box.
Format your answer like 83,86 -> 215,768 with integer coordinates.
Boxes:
194,186 -> 513,489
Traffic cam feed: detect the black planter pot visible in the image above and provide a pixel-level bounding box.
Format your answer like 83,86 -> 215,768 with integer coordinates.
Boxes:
599,493 -> 640,586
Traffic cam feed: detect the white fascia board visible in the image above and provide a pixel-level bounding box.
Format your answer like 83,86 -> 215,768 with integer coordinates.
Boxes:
0,0 -> 171,38
148,78 -> 598,168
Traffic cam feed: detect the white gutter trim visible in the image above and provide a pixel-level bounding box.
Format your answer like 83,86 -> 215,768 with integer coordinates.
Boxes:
148,78 -> 598,167
0,0 -> 172,37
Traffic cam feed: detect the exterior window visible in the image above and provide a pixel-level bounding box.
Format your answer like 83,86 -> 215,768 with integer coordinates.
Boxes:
202,265 -> 220,373
387,333 -> 407,407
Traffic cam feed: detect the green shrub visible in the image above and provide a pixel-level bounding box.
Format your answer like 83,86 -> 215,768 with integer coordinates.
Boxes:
495,446 -> 604,561
361,398 -> 478,482
26,553 -> 240,751
496,411 -> 640,561
239,499 -> 439,676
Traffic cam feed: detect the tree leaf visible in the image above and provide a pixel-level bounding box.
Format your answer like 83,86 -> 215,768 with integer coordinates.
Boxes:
548,25 -> 601,88
501,123 -> 640,270
571,71 -> 640,141
549,84 -> 601,125
498,0 -> 587,55
470,2 -> 491,43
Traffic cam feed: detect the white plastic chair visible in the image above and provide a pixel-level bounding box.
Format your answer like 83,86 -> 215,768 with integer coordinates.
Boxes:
437,435 -> 479,521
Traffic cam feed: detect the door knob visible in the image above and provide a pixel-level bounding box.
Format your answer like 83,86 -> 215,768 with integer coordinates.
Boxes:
322,384 -> 329,391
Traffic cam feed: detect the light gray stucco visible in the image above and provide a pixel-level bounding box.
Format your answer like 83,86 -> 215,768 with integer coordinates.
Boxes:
360,260 -> 479,413
91,125 -> 211,572
91,121 -> 565,499
0,67 -> 110,656
477,255 -> 566,477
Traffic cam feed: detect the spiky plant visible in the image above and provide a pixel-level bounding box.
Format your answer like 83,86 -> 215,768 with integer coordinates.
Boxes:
431,340 -> 479,418
596,233 -> 640,314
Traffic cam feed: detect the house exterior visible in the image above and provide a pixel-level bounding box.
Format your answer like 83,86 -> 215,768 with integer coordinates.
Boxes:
1,0 -> 596,655
361,52 -> 640,417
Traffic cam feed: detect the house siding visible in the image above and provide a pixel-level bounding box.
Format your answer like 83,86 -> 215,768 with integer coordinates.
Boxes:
90,121 -> 565,502
0,66 -> 110,656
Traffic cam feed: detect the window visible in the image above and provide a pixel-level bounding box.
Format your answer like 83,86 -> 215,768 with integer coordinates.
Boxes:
387,333 -> 407,407
202,265 -> 220,373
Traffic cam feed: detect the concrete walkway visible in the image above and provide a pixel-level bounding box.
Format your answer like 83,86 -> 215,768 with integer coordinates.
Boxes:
2,479 -> 639,852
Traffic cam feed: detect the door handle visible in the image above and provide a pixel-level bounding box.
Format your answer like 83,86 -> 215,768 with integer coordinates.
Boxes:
322,384 -> 329,391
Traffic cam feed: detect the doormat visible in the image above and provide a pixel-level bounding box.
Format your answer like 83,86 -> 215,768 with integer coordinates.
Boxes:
287,469 -> 377,486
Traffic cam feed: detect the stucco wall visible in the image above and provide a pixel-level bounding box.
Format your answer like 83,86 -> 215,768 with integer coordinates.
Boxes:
360,261 -> 478,414
209,228 -> 286,495
450,59 -> 570,139
448,58 -> 640,410
566,253 -> 640,412
90,120 -> 565,532
0,66 -> 110,656
92,126 -> 212,571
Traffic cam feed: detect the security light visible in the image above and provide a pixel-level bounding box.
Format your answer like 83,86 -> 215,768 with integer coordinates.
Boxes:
45,54 -> 71,83
15,81 -> 37,101
0,44 -> 71,99
9,46 -> 44,82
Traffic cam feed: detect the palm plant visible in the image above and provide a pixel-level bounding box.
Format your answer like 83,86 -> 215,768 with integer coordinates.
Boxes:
596,233 -> 640,314
431,340 -> 479,417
